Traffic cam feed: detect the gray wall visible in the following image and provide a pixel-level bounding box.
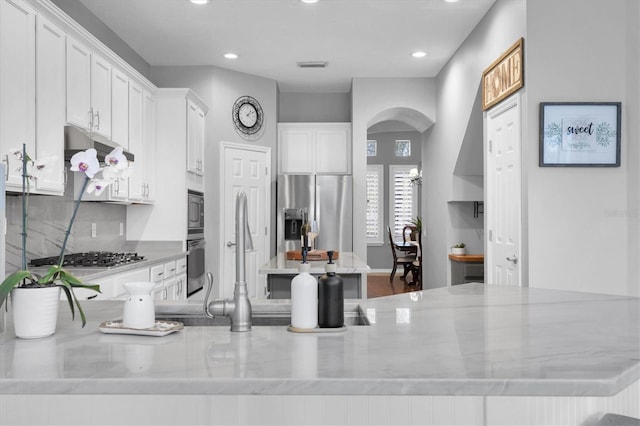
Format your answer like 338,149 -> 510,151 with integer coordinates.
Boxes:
50,0 -> 151,79
278,92 -> 351,122
524,0 -> 639,296
366,130 -> 422,270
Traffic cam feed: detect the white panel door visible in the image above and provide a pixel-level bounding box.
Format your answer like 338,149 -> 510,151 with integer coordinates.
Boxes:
486,95 -> 522,286
221,143 -> 271,299
35,14 -> 65,194
0,0 -> 36,190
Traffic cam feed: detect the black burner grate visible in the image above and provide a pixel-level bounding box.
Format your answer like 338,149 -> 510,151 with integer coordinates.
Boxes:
29,252 -> 145,268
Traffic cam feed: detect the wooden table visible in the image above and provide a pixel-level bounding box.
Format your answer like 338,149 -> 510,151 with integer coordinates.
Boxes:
394,240 -> 418,254
448,254 -> 484,285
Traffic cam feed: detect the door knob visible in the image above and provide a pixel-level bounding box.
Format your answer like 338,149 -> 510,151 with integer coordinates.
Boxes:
506,255 -> 518,264
226,241 -> 236,247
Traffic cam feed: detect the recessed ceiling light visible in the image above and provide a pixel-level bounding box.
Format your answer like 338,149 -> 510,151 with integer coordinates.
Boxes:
224,53 -> 238,59
411,51 -> 427,58
443,0 -> 459,3
300,0 -> 319,3
190,0 -> 209,5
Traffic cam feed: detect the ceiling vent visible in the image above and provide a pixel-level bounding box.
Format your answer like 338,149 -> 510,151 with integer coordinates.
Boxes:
297,61 -> 328,68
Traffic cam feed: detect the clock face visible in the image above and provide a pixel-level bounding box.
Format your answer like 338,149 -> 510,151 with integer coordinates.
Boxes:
238,103 -> 258,128
232,96 -> 264,138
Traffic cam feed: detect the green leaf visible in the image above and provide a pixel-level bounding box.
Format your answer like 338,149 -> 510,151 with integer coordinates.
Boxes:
38,265 -> 63,284
58,283 -> 76,321
0,270 -> 33,307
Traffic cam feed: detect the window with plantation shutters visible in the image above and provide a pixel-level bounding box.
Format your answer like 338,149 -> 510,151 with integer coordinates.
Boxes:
366,164 -> 384,245
389,165 -> 417,238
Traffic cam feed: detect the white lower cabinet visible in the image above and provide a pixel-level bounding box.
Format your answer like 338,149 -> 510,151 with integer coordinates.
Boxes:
69,258 -> 186,303
71,266 -> 150,301
151,258 -> 187,302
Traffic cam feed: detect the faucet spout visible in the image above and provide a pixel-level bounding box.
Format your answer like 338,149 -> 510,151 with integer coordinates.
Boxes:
205,192 -> 253,332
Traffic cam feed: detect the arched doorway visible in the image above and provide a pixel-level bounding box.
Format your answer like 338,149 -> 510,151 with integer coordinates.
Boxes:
365,108 -> 432,275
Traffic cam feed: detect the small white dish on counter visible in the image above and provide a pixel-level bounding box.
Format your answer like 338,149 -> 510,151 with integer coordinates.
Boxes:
98,320 -> 183,337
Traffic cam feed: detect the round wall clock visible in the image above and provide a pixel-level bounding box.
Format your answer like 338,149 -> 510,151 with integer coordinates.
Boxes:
232,95 -> 264,139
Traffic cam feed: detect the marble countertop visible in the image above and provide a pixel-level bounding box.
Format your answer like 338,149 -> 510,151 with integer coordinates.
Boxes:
0,284 -> 637,397
259,252 -> 370,274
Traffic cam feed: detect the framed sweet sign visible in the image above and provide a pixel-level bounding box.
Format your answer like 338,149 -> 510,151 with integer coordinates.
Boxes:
539,102 -> 621,167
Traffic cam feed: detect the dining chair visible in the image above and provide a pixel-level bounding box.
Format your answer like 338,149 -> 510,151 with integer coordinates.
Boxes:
400,225 -> 418,255
402,225 -> 417,242
407,230 -> 423,289
387,226 -> 416,284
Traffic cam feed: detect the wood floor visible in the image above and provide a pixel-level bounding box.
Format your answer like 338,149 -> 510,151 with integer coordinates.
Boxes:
366,272 -> 419,298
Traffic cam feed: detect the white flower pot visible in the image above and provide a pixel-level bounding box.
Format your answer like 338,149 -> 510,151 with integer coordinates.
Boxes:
451,247 -> 466,255
11,286 -> 61,339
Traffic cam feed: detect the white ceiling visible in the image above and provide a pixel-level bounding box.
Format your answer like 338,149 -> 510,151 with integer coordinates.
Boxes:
77,0 -> 496,93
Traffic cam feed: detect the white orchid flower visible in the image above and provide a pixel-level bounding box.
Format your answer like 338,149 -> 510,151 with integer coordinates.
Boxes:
101,163 -> 131,181
70,148 -> 100,179
86,179 -> 112,196
104,147 -> 128,170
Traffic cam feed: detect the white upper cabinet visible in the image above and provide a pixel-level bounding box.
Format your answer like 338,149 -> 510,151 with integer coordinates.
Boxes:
66,36 -> 112,138
278,123 -> 351,175
141,89 -> 156,202
127,81 -> 143,201
111,68 -> 129,148
0,0 -> 36,190
90,53 -> 112,138
65,37 -> 91,129
34,14 -> 66,195
186,99 -> 205,176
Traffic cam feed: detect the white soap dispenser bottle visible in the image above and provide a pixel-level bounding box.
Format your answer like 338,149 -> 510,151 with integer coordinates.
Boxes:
291,249 -> 318,330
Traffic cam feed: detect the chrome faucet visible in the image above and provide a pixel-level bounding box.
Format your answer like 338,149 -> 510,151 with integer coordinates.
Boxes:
205,192 -> 254,332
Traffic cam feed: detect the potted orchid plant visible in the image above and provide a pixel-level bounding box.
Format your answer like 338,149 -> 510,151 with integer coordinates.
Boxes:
0,144 -> 129,339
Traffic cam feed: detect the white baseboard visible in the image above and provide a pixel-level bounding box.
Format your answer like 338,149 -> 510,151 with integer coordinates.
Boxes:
368,269 -> 392,274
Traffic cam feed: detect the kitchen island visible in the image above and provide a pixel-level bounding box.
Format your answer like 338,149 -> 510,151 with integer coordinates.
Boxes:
0,284 -> 638,425
259,252 -> 370,298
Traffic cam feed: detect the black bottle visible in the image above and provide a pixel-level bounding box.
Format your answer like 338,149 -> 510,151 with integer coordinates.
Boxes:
318,250 -> 344,328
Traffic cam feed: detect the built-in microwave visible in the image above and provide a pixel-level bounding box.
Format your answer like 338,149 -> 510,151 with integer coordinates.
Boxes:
187,190 -> 204,239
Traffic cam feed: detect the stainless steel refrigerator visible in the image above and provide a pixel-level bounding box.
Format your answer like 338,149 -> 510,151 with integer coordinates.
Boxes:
277,175 -> 352,254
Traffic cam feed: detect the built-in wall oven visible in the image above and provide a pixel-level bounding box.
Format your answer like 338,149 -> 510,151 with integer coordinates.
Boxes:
187,190 -> 204,239
186,238 -> 205,296
187,190 -> 205,296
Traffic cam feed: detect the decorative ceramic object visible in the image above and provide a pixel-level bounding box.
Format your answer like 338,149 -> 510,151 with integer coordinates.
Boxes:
11,286 -> 61,339
122,282 -> 156,329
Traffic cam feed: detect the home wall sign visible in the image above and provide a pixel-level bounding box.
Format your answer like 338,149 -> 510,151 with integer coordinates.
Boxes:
482,38 -> 524,111
539,102 -> 621,167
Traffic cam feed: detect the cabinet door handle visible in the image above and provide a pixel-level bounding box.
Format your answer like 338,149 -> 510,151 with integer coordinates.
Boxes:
88,108 -> 94,129
94,110 -> 100,130
506,255 -> 518,264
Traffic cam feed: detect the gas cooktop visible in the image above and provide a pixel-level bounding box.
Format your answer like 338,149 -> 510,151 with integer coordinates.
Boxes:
29,252 -> 145,268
